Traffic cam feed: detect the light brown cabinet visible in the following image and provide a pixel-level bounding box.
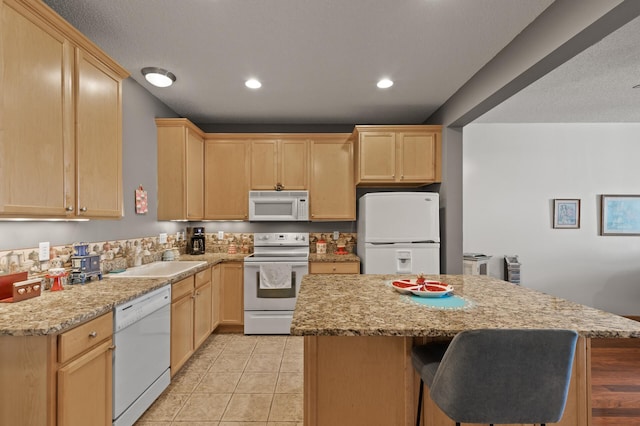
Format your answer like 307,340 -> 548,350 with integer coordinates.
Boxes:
353,125 -> 442,186
211,264 -> 222,330
309,261 -> 360,274
250,138 -> 308,190
309,135 -> 355,221
219,262 -> 244,330
157,118 -> 205,221
0,312 -> 114,426
204,137 -> 250,220
0,0 -> 128,219
170,270 -> 214,375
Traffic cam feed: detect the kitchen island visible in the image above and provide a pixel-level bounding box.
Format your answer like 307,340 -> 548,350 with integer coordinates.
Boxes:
291,274 -> 640,426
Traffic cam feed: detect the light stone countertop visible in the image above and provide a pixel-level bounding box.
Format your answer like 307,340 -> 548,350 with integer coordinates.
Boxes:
0,255 -> 242,336
290,274 -> 640,338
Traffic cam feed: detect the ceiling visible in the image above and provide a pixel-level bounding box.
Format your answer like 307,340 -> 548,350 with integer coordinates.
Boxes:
42,0 -> 639,126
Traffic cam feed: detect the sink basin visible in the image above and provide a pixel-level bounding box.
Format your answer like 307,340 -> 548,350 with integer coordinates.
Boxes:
108,261 -> 207,278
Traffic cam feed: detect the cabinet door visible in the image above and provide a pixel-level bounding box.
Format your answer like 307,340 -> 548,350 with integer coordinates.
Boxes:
186,129 -> 204,220
309,262 -> 360,274
1,2 -> 74,217
204,139 -> 250,220
171,293 -> 194,375
194,280 -> 212,349
397,132 -> 438,183
280,139 -> 308,190
250,139 -> 278,190
310,138 -> 355,221
75,49 -> 123,218
211,265 -> 221,331
220,263 -> 244,325
57,339 -> 113,426
358,132 -> 396,182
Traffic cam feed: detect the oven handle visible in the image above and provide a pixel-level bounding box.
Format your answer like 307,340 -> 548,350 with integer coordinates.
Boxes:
256,271 -> 297,298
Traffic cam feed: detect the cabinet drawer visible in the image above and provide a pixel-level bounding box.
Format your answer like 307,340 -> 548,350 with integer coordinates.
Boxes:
58,313 -> 113,364
195,267 -> 212,288
172,276 -> 195,301
309,262 -> 360,274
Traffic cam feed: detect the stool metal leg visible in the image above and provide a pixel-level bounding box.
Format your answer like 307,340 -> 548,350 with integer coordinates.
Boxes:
416,378 -> 424,426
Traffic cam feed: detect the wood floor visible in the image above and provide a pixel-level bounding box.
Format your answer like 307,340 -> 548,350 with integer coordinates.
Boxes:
591,337 -> 640,426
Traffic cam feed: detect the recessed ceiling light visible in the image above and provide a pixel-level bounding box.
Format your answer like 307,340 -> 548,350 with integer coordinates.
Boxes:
141,67 -> 176,88
377,78 -> 394,89
245,79 -> 262,89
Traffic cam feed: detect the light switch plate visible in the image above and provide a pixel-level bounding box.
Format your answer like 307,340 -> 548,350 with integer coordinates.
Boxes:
218,231 -> 224,239
333,231 -> 340,240
159,233 -> 167,244
39,242 -> 50,261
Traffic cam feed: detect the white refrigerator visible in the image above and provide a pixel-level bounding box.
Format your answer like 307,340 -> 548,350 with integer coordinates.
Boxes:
357,192 -> 440,274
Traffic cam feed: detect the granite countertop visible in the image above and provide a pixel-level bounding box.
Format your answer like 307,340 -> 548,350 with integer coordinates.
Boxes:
309,253 -> 360,263
0,255 -> 246,337
291,274 -> 640,338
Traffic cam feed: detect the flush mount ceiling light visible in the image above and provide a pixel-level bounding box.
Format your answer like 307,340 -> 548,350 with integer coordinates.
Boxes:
141,67 -> 176,88
245,78 -> 262,89
377,78 -> 394,89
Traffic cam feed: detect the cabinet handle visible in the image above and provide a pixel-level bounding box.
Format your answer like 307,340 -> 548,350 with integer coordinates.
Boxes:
108,345 -> 116,351
80,206 -> 88,212
392,174 -> 395,179
66,206 -> 74,212
88,331 -> 97,338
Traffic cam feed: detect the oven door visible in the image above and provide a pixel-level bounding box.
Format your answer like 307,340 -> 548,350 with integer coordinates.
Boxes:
244,260 -> 308,311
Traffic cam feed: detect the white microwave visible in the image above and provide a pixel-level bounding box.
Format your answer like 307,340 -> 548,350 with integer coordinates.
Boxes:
248,191 -> 309,221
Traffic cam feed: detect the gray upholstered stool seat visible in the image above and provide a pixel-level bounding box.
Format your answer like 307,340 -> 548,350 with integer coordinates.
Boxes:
411,329 -> 579,426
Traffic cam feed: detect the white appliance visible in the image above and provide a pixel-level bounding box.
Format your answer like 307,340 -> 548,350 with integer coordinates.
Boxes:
113,285 -> 171,426
357,192 -> 440,274
244,232 -> 309,334
248,190 -> 309,221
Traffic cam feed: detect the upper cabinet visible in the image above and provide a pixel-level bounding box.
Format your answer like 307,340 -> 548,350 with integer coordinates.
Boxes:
250,138 -> 308,190
353,125 -> 442,186
309,135 -> 355,221
0,0 -> 128,219
157,119 -> 205,221
204,137 -> 250,220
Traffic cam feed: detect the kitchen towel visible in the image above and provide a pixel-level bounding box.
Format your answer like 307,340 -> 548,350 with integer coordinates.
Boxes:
259,264 -> 292,289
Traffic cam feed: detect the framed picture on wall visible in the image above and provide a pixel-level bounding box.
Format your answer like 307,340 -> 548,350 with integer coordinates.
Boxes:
553,199 -> 580,229
601,194 -> 640,235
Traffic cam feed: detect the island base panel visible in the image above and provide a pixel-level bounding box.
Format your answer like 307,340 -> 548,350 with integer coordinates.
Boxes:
304,335 -> 591,426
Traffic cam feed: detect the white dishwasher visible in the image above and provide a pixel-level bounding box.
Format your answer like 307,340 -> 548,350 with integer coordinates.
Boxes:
113,284 -> 171,426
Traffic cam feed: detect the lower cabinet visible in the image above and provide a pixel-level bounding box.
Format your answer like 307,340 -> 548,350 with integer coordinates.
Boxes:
219,262 -> 244,329
0,312 -> 114,426
170,269 -> 214,376
309,261 -> 360,274
211,264 -> 222,330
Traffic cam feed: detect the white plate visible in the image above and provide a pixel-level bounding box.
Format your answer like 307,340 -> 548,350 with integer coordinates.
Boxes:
390,279 -> 421,294
409,282 -> 453,298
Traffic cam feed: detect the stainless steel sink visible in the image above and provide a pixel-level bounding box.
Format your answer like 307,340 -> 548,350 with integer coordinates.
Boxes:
108,261 -> 207,278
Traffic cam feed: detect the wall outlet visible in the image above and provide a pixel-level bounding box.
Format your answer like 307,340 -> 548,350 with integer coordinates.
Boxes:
39,242 -> 50,261
218,231 -> 224,239
333,231 -> 340,240
159,233 -> 168,244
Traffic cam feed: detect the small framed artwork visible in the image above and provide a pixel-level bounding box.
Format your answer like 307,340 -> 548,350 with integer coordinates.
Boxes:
601,194 -> 640,236
553,199 -> 580,229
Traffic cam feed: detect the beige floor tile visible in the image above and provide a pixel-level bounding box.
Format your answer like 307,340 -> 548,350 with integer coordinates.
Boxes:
267,423 -> 303,426
245,352 -> 283,372
235,372 -> 278,393
172,422 -> 219,426
223,339 -> 258,354
210,352 -> 251,372
279,355 -> 302,373
254,338 -> 286,354
192,344 -> 223,363
275,372 -> 303,394
221,393 -> 273,422
194,371 -> 242,393
268,394 -> 303,422
134,422 -> 172,426
219,422 -> 266,426
170,368 -> 207,393
137,392 -> 190,422
174,393 -> 232,422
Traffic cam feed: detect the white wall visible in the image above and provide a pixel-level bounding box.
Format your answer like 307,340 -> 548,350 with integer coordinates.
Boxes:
463,123 -> 640,315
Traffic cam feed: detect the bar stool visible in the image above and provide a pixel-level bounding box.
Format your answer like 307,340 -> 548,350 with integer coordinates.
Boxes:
411,329 -> 578,426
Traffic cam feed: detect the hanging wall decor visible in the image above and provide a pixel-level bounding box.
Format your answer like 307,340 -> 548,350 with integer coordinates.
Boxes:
601,194 -> 640,235
135,185 -> 148,214
553,199 -> 580,229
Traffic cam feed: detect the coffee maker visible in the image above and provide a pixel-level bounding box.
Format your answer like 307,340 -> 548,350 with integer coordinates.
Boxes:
186,226 -> 206,255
